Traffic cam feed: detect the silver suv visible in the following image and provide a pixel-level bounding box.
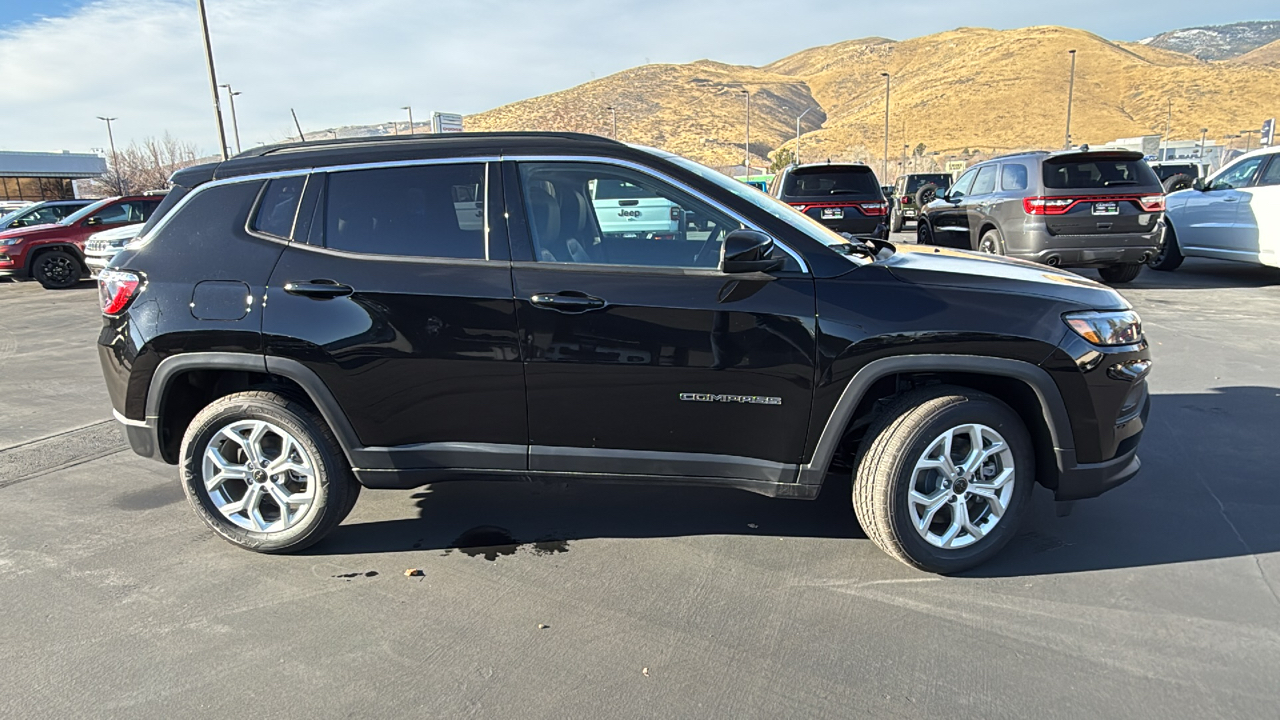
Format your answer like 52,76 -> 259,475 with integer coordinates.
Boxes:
916,149 -> 1166,284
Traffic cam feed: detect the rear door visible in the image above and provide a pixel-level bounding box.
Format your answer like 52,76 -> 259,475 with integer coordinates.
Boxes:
262,160 -> 527,471
507,159 -> 817,483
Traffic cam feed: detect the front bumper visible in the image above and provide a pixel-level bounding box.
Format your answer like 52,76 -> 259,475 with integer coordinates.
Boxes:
1053,445 -> 1142,501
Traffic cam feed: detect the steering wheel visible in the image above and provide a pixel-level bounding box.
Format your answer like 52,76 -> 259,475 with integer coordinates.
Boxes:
691,223 -> 728,268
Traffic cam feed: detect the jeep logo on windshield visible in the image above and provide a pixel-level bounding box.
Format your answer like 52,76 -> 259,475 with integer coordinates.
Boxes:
617,209 -> 642,218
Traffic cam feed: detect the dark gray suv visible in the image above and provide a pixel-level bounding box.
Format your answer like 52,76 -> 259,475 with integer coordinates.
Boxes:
916,150 -> 1166,284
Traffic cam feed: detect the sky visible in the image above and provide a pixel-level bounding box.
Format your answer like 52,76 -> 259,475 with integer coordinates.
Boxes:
0,0 -> 1275,156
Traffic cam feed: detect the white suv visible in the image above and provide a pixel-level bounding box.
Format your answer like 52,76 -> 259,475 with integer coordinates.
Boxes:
1151,146 -> 1280,271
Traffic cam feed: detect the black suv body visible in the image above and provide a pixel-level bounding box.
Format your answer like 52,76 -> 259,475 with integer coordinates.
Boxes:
916,150 -> 1166,284
769,163 -> 889,239
98,133 -> 1151,573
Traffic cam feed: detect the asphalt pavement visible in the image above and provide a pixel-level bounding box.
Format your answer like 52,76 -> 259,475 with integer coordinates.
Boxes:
1,254 -> 1278,719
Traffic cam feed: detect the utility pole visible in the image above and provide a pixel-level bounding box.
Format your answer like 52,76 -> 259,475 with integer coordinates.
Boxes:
219,84 -> 242,154
1198,128 -> 1207,162
1064,49 -> 1077,150
402,106 -> 414,135
197,0 -> 229,160
794,107 -> 813,165
880,73 -> 890,182
606,106 -> 617,139
741,90 -> 751,176
96,116 -> 123,195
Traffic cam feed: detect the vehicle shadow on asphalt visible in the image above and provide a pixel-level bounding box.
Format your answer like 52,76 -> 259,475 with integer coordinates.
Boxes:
312,386 -> 1280,578
1110,259 -> 1280,291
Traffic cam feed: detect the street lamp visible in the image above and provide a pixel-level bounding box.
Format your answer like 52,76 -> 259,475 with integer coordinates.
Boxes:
402,106 -> 414,135
197,0 -> 229,160
96,116 -> 123,195
606,106 -> 617,139
880,73 -> 890,182
1064,50 -> 1076,149
741,90 -> 751,176
1240,129 -> 1260,153
794,107 -> 813,165
219,84 -> 242,155
1198,128 -> 1207,160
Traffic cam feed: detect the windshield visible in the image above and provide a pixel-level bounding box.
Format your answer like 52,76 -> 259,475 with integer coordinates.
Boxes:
0,208 -> 24,225
649,149 -> 857,249
906,174 -> 951,192
781,166 -> 880,198
58,197 -> 115,225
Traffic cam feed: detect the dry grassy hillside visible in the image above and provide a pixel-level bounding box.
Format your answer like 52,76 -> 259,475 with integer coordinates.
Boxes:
1233,39 -> 1280,65
466,25 -> 1280,172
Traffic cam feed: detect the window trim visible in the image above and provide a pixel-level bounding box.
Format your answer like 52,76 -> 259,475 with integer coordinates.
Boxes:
246,174 -> 310,242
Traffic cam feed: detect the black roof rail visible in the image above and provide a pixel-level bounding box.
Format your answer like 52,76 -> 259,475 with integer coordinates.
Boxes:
233,131 -> 622,159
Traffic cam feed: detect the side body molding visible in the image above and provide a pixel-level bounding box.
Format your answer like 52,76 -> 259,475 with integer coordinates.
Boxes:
796,354 -> 1075,486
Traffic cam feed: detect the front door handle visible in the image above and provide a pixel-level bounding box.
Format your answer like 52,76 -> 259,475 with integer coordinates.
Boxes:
1222,197 -> 1239,202
530,292 -> 606,312
284,280 -> 353,299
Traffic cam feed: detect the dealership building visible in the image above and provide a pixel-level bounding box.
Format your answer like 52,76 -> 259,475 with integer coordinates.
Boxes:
0,150 -> 107,201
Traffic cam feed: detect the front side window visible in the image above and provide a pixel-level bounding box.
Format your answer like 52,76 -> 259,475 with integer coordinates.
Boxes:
1000,164 -> 1028,191
518,162 -> 740,269
323,163 -> 485,259
971,166 -> 998,196
1210,156 -> 1264,190
949,168 -> 978,199
89,200 -> 155,225
252,176 -> 305,239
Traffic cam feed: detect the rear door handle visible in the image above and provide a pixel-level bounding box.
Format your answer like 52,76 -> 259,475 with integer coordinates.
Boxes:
284,280 -> 353,299
530,292 -> 606,312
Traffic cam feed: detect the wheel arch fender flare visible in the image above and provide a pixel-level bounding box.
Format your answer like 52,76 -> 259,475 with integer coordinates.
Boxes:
27,242 -> 87,270
796,354 -> 1074,486
146,352 -> 362,464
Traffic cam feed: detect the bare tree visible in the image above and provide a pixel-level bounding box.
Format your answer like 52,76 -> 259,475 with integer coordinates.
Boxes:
89,133 -> 200,196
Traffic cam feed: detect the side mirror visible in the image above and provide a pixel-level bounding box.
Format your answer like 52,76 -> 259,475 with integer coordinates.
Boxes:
84,217 -> 102,227
722,229 -> 784,274
1192,178 -> 1208,191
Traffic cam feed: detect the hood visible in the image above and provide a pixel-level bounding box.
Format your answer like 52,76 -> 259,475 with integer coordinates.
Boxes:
882,244 -> 1130,310
89,225 -> 143,242
0,222 -> 65,239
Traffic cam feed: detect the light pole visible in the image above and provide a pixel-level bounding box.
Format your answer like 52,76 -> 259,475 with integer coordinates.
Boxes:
1240,129 -> 1260,153
1162,99 -> 1173,160
197,0 -> 229,160
1198,128 -> 1207,161
606,106 -> 617,139
219,84 -> 242,154
1064,50 -> 1077,149
880,73 -> 890,182
795,107 -> 813,165
402,106 -> 415,135
96,116 -> 123,195
741,90 -> 751,176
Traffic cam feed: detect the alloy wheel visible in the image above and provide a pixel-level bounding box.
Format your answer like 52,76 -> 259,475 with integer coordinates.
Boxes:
202,419 -> 317,533
44,256 -> 74,283
907,423 -> 1015,550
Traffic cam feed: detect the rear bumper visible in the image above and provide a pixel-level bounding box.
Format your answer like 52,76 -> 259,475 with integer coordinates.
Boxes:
114,410 -> 165,462
1009,221 -> 1163,268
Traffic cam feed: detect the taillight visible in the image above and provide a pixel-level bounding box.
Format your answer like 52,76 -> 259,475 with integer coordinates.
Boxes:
858,202 -> 887,216
1137,195 -> 1165,212
1023,197 -> 1075,215
99,269 -> 141,315
789,203 -> 808,212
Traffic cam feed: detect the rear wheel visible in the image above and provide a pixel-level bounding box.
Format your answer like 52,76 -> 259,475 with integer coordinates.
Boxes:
890,206 -> 904,232
1098,263 -> 1143,284
916,219 -> 934,245
852,386 -> 1034,574
1162,174 -> 1194,193
32,250 -> 81,289
1148,223 -> 1184,271
977,229 -> 1004,255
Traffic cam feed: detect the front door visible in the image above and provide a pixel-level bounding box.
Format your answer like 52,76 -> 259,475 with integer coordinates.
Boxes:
263,161 -> 527,472
1229,154 -> 1280,262
505,160 -> 817,483
1178,154 -> 1265,252
931,167 -> 978,248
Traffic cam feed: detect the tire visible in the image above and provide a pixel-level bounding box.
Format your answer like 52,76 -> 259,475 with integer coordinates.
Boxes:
32,250 -> 82,289
889,206 -> 904,233
852,385 -> 1034,574
915,183 -> 938,207
1148,223 -> 1184,271
1162,173 -> 1194,193
1098,263 -> 1142,284
976,229 -> 1004,255
179,390 -> 359,553
916,219 -> 934,246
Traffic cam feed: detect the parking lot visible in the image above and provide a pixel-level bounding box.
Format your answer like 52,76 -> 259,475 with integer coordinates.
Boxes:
1,253 -> 1279,719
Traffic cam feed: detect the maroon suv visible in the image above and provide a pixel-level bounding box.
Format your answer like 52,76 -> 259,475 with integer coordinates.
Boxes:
0,195 -> 163,288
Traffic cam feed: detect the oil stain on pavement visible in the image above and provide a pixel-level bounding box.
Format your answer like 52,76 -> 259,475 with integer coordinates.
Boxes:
441,525 -> 570,561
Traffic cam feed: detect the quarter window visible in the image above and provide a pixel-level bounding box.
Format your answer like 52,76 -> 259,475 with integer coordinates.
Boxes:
1000,164 -> 1028,191
518,162 -> 741,269
323,163 -> 485,259
252,176 -> 305,239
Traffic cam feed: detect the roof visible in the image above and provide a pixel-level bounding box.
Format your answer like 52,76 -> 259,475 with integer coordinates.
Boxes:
0,151 -> 107,179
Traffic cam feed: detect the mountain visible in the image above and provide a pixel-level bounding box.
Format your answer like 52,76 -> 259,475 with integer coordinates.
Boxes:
1139,20 -> 1280,60
464,25 -> 1280,172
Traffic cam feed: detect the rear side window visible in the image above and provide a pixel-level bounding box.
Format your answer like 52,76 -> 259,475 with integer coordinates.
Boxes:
781,166 -> 880,198
1257,156 -> 1280,187
323,163 -> 485,259
1043,156 -> 1159,189
251,176 -> 305,239
1000,164 -> 1028,191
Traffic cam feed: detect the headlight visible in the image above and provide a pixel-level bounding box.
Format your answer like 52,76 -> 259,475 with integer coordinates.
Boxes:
1063,310 -> 1143,346
0,237 -> 23,247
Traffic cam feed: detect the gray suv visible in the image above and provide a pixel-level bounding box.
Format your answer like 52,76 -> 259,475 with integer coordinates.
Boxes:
916,150 -> 1166,284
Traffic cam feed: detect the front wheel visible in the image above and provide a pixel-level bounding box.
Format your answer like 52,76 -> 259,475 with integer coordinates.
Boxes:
32,250 -> 82,289
179,390 -> 359,553
852,386 -> 1034,574
1098,263 -> 1142,284
1148,224 -> 1184,271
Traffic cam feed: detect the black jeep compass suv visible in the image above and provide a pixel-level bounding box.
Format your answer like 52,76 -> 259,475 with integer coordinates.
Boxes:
98,133 -> 1150,573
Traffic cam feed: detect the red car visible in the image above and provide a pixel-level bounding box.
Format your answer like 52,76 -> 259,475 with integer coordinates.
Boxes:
0,195 -> 164,288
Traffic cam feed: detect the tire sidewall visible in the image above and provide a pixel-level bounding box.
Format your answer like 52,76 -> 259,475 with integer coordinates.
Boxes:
34,251 -> 79,289
883,396 -> 1034,573
977,229 -> 1004,255
180,397 -> 340,552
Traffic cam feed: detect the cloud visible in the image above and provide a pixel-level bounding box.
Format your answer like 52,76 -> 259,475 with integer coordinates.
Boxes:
1,0 -> 1274,155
